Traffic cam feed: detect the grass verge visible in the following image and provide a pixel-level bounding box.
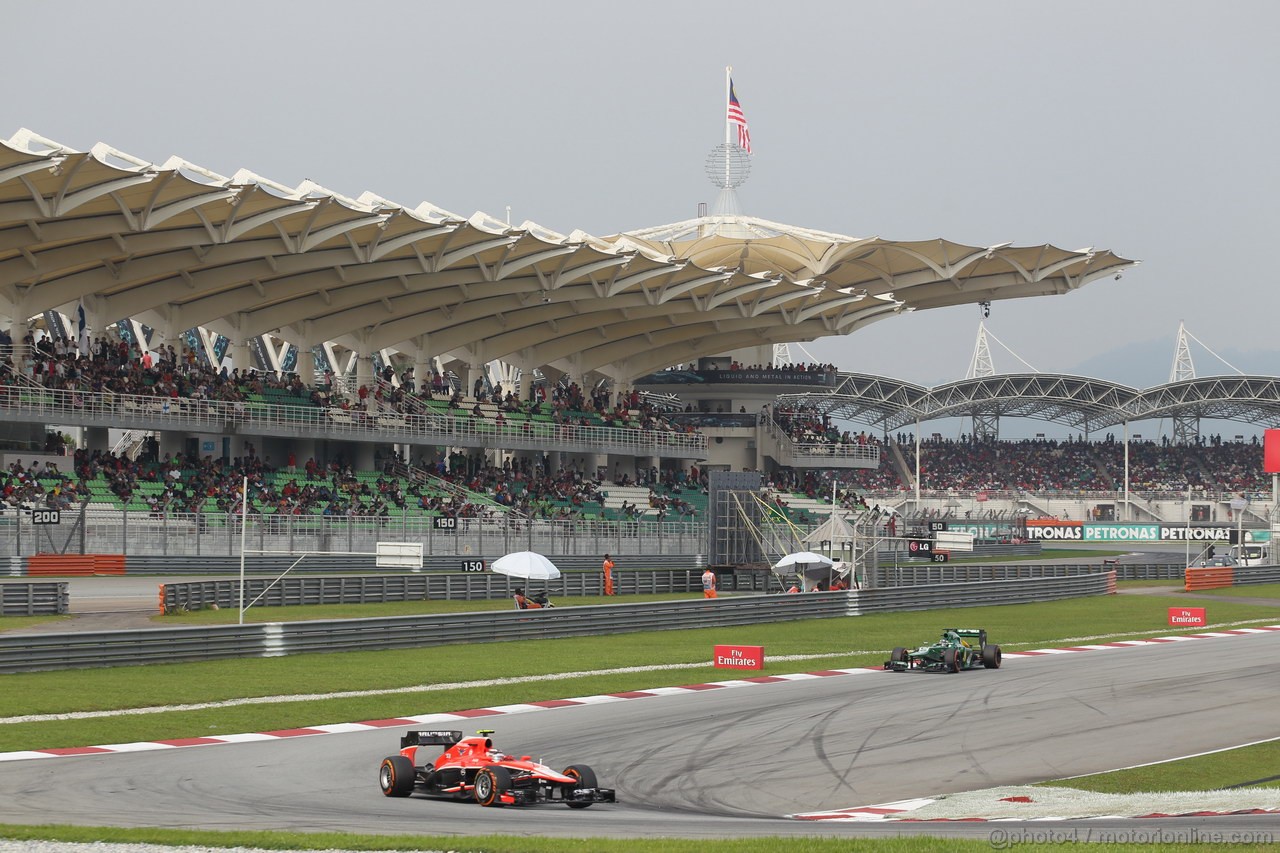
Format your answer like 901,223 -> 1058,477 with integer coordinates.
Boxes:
2,591 -> 1277,752
1196,582 -> 1280,599
1041,738 -> 1280,794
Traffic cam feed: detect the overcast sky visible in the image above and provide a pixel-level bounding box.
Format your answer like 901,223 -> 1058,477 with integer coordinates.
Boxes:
7,1 -> 1278,396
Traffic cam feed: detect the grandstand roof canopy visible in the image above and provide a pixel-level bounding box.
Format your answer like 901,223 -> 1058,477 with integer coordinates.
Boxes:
778,373 -> 1280,433
0,129 -> 1135,382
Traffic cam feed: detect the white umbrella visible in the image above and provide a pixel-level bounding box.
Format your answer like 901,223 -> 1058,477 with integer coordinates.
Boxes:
773,551 -> 835,570
491,551 -> 561,581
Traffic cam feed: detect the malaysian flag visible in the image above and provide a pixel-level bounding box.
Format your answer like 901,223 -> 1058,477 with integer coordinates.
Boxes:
727,79 -> 752,154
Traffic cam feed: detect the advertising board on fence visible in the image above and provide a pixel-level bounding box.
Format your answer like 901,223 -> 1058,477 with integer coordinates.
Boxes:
1025,520 -> 1233,543
934,531 -> 975,552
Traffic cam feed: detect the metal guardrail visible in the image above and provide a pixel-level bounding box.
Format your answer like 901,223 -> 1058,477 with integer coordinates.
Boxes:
872,562 -> 1183,586
0,385 -> 707,458
1233,565 -> 1280,586
0,582 -> 68,616
0,572 -> 1114,672
161,570 -> 709,612
851,573 -> 1114,615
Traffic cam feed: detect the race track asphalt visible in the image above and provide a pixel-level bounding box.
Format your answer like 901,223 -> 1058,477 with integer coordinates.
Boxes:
1,630 -> 1278,841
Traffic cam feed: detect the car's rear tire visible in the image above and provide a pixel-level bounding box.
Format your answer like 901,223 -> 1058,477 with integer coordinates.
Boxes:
982,643 -> 1002,669
379,755 -> 415,797
562,764 -> 598,809
890,646 -> 907,667
474,765 -> 511,807
943,648 -> 960,673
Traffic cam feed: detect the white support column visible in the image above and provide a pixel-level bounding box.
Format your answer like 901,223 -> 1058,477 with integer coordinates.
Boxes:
354,349 -> 374,394
294,339 -> 315,385
228,339 -> 250,376
414,357 -> 432,394
9,317 -> 30,353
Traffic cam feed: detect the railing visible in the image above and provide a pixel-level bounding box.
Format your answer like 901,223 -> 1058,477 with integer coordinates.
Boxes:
0,384 -> 708,458
399,461 -> 515,517
70,553 -> 705,577
759,416 -> 881,467
0,510 -> 705,558
0,572 -> 1114,672
862,487 -> 1272,504
636,368 -> 840,387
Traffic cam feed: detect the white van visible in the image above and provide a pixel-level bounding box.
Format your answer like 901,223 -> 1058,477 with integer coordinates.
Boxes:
1229,543 -> 1271,567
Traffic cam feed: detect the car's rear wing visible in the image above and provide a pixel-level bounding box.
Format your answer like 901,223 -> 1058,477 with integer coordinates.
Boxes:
947,628 -> 988,646
400,730 -> 463,749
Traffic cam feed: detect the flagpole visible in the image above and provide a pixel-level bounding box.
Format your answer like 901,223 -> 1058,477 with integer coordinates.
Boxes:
724,65 -> 732,188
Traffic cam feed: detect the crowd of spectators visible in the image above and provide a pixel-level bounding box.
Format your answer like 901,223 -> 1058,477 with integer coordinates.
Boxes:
771,404 -> 880,449
886,434 -> 1271,495
0,333 -> 1272,514
0,332 -> 690,444
724,360 -> 836,374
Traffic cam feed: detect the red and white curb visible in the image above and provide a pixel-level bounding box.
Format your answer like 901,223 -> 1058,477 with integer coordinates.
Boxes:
4,625 -> 1278,766
793,798 -> 1280,822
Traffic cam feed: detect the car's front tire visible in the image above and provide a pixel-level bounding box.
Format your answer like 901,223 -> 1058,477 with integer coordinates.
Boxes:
379,755 -> 415,797
562,764 -> 598,809
474,765 -> 511,807
890,647 -> 907,668
943,648 -> 961,673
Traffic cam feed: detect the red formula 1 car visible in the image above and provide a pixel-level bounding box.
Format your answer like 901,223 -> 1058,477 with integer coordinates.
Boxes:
378,729 -> 616,808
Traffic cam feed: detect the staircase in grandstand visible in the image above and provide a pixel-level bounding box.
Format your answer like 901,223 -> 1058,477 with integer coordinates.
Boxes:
395,461 -> 518,518
111,428 -> 151,459
600,484 -> 655,518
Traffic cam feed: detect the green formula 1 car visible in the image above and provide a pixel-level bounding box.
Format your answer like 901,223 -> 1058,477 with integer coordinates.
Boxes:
883,627 -> 1002,673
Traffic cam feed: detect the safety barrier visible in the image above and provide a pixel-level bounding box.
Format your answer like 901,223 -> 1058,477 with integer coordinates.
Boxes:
1233,565 -> 1280,586
871,562 -> 1181,587
1185,566 -> 1234,591
25,554 -> 126,576
0,582 -> 69,615
0,572 -> 1115,672
1186,563 -> 1280,591
849,571 -> 1115,615
161,569 -> 716,612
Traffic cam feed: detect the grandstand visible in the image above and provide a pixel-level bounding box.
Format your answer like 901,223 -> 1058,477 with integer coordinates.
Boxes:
3,127 -> 1275,559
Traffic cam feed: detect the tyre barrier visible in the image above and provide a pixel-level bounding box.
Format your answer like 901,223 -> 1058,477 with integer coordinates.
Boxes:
1186,563 -> 1280,591
26,554 -> 125,576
